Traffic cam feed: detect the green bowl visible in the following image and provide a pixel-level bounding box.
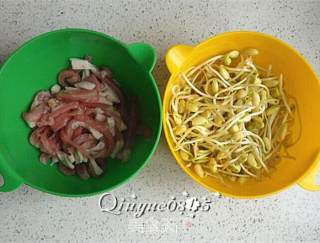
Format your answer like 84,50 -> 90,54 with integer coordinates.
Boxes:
0,29 -> 162,197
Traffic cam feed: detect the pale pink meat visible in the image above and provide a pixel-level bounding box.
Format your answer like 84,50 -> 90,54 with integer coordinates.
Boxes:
50,102 -> 79,118
23,103 -> 49,123
31,91 -> 51,109
56,89 -> 98,102
39,127 -> 60,155
22,57 -> 140,180
72,126 -> 85,139
40,153 -> 51,164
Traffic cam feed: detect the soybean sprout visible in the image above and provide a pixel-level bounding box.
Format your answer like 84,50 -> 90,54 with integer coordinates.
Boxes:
166,49 -> 298,183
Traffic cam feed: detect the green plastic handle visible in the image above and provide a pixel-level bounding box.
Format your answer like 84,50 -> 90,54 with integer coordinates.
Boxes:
127,43 -> 157,72
0,151 -> 22,192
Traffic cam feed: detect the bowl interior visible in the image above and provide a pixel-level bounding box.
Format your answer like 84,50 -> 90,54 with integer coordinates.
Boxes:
164,32 -> 320,198
0,29 -> 161,196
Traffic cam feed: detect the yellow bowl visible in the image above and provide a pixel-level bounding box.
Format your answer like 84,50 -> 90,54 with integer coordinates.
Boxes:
163,31 -> 320,199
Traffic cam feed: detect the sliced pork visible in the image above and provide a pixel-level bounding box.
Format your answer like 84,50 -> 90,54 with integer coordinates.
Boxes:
22,57 -> 144,180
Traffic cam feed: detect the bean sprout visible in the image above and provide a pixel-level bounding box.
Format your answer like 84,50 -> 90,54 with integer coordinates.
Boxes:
167,49 -> 298,183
